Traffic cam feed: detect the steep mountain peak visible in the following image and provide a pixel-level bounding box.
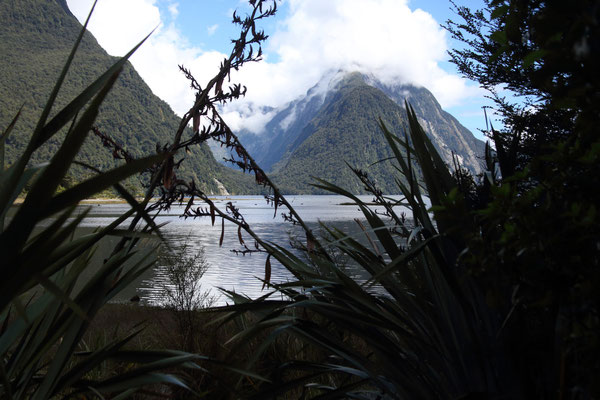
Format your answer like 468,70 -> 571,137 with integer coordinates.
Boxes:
330,71 -> 367,90
244,70 -> 484,179
301,69 -> 371,102
338,71 -> 485,174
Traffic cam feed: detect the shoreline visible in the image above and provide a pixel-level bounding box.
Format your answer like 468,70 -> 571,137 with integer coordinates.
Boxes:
12,197 -> 131,205
12,195 -> 249,206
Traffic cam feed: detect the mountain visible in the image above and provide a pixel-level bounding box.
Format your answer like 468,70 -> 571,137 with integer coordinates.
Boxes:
235,71 -> 485,194
0,0 -> 256,195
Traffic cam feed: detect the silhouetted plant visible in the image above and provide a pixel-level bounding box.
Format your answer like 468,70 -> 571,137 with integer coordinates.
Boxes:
92,0 -> 333,267
444,1 -> 600,397
205,107 -> 514,399
0,2 -> 205,398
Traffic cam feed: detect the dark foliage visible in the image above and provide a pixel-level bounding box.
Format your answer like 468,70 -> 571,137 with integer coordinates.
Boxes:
0,3 -> 202,396
444,0 -> 599,171
442,1 -> 600,397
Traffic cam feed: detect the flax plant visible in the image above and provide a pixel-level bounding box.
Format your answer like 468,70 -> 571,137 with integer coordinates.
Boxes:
211,104 -> 519,399
0,3 -> 202,398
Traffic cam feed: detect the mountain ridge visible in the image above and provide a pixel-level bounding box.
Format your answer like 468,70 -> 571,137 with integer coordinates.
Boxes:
365,74 -> 483,173
231,71 -> 485,193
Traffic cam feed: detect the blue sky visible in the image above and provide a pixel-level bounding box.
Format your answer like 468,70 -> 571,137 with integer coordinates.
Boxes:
66,0 -> 493,140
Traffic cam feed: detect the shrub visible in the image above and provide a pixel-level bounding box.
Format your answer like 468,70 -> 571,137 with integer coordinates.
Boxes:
160,243 -> 217,351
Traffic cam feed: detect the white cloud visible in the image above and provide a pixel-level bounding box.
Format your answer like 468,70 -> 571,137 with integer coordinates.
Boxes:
167,2 -> 179,18
66,0 -> 482,134
130,30 -> 226,116
66,0 -> 226,117
207,24 -> 219,36
223,0 -> 482,132
66,0 -> 160,56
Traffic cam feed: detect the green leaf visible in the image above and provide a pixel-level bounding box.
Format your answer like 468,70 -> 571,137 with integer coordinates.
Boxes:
0,207 -> 82,309
0,106 -> 23,175
490,5 -> 509,19
523,49 -> 547,68
368,235 -> 436,285
73,161 -> 168,246
32,272 -> 89,321
34,30 -> 156,150
30,1 -> 98,147
0,164 -> 45,235
91,372 -> 190,394
490,30 -> 508,45
57,330 -> 142,390
0,69 -> 123,266
41,209 -> 135,277
105,249 -> 156,301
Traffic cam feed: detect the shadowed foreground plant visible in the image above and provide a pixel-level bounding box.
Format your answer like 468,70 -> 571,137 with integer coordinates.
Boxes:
0,3 -> 203,398
211,95 -> 598,398
208,105 -> 521,399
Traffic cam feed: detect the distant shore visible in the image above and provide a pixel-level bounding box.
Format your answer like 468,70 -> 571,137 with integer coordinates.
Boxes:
79,198 -> 130,204
12,196 -> 242,206
13,197 -> 130,205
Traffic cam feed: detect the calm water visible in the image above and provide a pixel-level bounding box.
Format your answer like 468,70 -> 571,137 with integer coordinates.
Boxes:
66,195 -> 409,305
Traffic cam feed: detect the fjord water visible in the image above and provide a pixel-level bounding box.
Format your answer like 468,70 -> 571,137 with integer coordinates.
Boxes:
73,195 -> 406,306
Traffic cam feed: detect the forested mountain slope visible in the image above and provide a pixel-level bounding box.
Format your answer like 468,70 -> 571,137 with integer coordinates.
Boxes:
0,0 -> 256,195
270,74 -> 413,194
255,72 -> 485,193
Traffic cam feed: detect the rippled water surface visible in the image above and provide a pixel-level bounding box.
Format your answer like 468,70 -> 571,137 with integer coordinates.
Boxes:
70,195 -> 407,305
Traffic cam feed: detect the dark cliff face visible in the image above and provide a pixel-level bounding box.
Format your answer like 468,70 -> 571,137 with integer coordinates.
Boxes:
0,0 -> 255,194
235,71 -> 484,194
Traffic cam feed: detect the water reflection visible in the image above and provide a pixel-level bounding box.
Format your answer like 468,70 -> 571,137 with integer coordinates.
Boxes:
72,195 -> 409,305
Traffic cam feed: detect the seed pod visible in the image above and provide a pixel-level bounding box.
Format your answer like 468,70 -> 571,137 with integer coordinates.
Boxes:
219,218 -> 225,247
192,110 -> 200,133
163,155 -> 175,189
237,225 -> 245,246
306,233 -> 315,253
262,254 -> 271,290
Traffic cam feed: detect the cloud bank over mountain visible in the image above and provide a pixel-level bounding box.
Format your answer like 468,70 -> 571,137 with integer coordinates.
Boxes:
67,0 -> 482,134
